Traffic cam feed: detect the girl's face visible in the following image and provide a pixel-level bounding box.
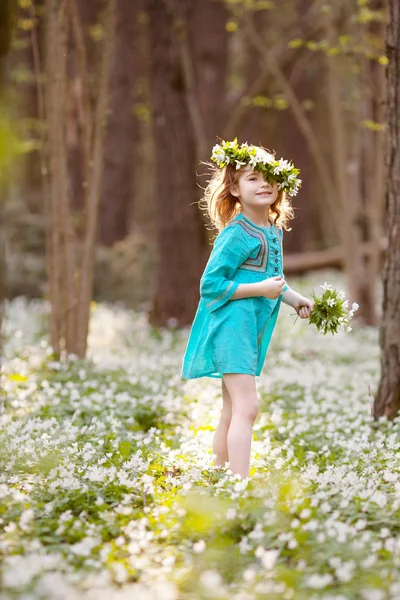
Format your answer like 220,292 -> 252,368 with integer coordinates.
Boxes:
230,166 -> 279,211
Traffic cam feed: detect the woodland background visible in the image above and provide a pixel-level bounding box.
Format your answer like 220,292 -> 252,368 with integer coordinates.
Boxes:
0,0 -> 389,352
3,2 -> 400,596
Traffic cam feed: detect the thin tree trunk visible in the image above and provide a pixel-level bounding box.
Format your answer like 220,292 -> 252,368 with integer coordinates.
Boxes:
147,0 -> 204,327
374,0 -> 400,420
76,0 -> 116,356
57,6 -> 79,354
45,0 -> 67,356
363,0 -> 388,326
30,1 -> 57,349
242,10 -> 342,239
0,0 -> 15,404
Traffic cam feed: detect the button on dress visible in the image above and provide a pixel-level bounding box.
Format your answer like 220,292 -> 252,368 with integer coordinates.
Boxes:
181,213 -> 288,380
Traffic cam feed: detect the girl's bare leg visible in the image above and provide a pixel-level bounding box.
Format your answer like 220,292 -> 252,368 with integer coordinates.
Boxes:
222,374 -> 259,479
212,379 -> 232,466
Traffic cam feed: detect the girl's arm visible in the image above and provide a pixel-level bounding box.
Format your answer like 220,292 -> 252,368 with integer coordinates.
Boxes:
231,278 -> 285,300
200,226 -> 252,313
282,284 -> 314,318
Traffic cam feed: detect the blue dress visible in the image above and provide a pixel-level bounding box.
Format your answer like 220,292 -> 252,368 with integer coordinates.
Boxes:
181,212 -> 288,380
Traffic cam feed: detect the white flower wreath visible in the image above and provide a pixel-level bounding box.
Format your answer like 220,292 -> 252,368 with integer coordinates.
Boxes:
210,138 -> 302,196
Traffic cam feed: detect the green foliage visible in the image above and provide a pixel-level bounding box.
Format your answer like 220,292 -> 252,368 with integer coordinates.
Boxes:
0,114 -> 19,186
361,119 -> 386,132
211,138 -> 301,196
1,290 -> 400,597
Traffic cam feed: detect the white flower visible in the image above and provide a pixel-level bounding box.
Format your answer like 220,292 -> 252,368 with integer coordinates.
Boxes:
354,518 -> 367,530
361,589 -> 385,600
248,154 -> 258,168
19,508 -> 35,531
226,508 -> 237,519
306,573 -> 333,589
370,490 -> 387,508
243,568 -> 256,582
253,147 -> 275,165
112,562 -> 128,583
70,536 -> 100,557
335,560 -> 355,582
200,570 -> 222,590
235,160 -> 246,169
193,540 -> 206,553
211,145 -> 226,165
261,549 -> 279,570
291,518 -> 300,528
273,158 -> 291,173
361,555 -> 377,568
352,302 -> 359,311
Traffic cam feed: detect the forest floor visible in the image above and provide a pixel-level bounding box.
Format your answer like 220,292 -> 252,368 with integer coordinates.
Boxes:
1,271 -> 400,600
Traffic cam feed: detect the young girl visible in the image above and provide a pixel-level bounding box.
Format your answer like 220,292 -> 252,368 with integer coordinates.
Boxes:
181,140 -> 314,479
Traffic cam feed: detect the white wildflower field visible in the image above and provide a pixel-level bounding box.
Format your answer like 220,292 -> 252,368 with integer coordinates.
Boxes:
1,273 -> 400,600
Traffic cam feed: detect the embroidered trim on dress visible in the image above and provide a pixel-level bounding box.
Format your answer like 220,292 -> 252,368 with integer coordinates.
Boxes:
228,220 -> 268,272
206,280 -> 235,309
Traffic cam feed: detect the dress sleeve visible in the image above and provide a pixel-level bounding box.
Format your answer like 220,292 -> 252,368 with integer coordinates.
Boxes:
200,224 -> 251,313
279,227 -> 289,293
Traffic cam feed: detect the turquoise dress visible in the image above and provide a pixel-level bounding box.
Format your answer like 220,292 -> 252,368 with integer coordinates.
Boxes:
181,212 -> 288,380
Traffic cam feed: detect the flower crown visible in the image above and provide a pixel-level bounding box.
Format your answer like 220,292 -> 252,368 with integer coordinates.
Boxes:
210,138 -> 302,196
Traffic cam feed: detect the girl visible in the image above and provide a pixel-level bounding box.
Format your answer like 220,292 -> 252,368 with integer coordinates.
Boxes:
181,140 -> 314,479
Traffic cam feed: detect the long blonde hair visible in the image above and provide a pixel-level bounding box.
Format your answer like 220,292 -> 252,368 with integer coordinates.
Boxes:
199,158 -> 295,233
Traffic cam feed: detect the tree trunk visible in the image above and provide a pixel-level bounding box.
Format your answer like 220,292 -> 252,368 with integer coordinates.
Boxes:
99,0 -> 140,246
44,0 -> 116,358
374,0 -> 400,420
76,0 -> 116,356
45,0 -> 69,356
361,0 -> 388,327
147,0 -> 205,327
0,0 -> 16,400
190,0 -> 229,155
324,10 -> 372,323
130,2 -> 157,239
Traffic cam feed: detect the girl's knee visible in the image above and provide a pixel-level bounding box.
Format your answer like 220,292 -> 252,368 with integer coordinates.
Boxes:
223,374 -> 259,422
232,399 -> 259,423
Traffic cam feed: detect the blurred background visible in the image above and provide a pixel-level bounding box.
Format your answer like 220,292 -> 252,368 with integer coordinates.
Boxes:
0,0 -> 388,356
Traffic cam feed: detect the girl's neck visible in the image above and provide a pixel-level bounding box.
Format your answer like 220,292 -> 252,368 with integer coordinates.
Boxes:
240,209 -> 272,229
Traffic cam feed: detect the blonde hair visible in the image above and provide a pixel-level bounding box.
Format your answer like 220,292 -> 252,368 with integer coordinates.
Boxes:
199,157 -> 295,233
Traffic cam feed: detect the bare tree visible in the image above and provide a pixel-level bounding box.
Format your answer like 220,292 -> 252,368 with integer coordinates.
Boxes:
374,0 -> 400,420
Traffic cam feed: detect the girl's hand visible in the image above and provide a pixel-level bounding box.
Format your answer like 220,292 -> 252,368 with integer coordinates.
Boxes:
258,276 -> 286,299
294,297 -> 314,319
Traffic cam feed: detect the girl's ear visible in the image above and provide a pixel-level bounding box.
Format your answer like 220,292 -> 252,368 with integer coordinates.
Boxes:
230,183 -> 240,198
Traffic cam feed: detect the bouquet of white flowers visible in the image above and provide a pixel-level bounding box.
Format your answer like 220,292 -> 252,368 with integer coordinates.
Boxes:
308,282 -> 359,335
